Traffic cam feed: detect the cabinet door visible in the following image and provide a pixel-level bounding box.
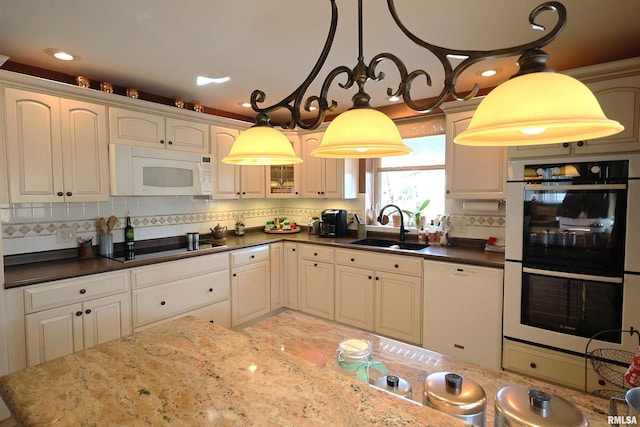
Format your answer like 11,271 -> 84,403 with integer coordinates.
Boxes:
59,98 -> 109,202
25,303 -> 83,367
240,165 -> 266,198
284,243 -> 298,309
4,88 -> 64,203
445,110 -> 506,199
267,133 -> 301,198
335,265 -> 374,330
165,117 -> 209,153
299,259 -> 334,320
270,243 -> 284,310
109,107 -> 165,148
375,271 -> 421,345
300,133 -> 324,198
82,293 -> 132,349
322,156 -> 345,199
210,125 -> 241,199
423,261 -> 503,369
231,261 -> 270,327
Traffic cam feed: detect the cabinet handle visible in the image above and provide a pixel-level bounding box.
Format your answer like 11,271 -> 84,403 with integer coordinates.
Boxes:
376,276 -> 379,280
242,192 -> 246,195
233,273 -> 237,277
577,141 -> 584,147
168,140 -> 173,145
562,142 -> 570,147
160,139 -> 165,144
209,288 -> 213,292
368,275 -> 372,279
317,192 -> 321,195
161,301 -> 166,306
295,192 -> 299,195
57,192 -> 64,197
292,248 -> 296,252
314,263 -> 318,267
598,379 -> 606,386
350,258 -> 355,262
66,191 -> 72,197
250,255 -> 255,259
75,311 -> 83,317
530,362 -> 537,369
79,289 -> 87,294
314,252 -> 318,256
394,264 -> 399,269
446,190 -> 450,194
85,309 -> 92,315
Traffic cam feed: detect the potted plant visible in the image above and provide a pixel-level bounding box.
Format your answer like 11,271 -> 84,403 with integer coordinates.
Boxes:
403,199 -> 430,229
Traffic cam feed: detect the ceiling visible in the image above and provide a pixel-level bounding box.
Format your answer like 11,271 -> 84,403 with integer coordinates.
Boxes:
1,0 -> 639,124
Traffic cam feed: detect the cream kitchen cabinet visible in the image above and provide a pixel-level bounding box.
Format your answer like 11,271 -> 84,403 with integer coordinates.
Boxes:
109,107 -> 209,153
266,132 -> 302,198
230,245 -> 271,327
21,271 -> 130,368
211,125 -> 266,199
300,132 -> 358,199
441,98 -> 507,199
298,244 -> 335,320
270,242 -> 284,310
335,249 -> 423,344
3,87 -> 109,202
131,253 -> 230,330
423,260 -> 503,369
283,242 -> 299,309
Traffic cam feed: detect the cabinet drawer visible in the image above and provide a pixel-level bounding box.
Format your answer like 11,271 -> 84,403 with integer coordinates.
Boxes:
24,271 -> 129,314
132,270 -> 229,327
131,253 -> 228,289
335,249 -> 421,276
298,244 -> 334,263
230,245 -> 269,267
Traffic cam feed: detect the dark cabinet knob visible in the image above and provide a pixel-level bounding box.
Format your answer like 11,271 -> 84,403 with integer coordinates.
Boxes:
85,309 -> 92,315
314,263 -> 318,267
233,273 -> 237,277
317,192 -> 321,195
242,192 -> 246,195
66,192 -> 72,197
368,275 -> 372,279
168,140 -> 173,145
577,141 -> 585,147
394,264 -> 399,268
314,253 -> 318,256
209,288 -> 213,292
236,192 -> 241,195
250,255 -> 255,259
160,139 -> 165,144
530,362 -> 537,369
350,258 -> 355,262
160,301 -> 166,306
79,289 -> 87,294
75,311 -> 83,316
598,379 -> 606,386
295,192 -> 299,195
57,192 -> 64,197
562,142 -> 570,147
376,276 -> 379,280
292,248 -> 296,252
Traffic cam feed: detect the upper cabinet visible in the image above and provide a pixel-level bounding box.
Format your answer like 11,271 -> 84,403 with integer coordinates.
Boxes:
210,125 -> 265,199
300,132 -> 358,199
509,57 -> 640,158
109,107 -> 209,153
3,88 -> 109,203
266,132 -> 301,198
442,98 -> 506,199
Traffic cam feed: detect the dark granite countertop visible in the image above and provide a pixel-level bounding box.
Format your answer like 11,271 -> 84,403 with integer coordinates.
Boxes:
4,230 -> 504,288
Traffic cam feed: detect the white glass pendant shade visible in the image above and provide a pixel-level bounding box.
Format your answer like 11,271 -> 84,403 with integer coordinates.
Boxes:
222,126 -> 302,165
311,108 -> 412,158
454,72 -> 624,146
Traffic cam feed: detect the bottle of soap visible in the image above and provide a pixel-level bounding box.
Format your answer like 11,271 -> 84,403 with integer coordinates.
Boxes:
124,213 -> 135,253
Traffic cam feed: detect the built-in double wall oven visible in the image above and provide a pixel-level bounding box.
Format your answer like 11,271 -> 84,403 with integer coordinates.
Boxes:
505,153 -> 640,355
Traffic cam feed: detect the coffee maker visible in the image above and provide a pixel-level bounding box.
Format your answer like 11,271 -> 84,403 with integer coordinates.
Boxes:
319,209 -> 348,238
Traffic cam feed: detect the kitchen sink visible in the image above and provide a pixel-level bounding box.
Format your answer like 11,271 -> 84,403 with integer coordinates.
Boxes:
350,238 -> 429,251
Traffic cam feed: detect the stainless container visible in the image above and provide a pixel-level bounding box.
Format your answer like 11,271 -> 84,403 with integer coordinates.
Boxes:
372,375 -> 412,399
611,387 -> 640,419
308,218 -> 320,235
423,372 -> 486,426
494,385 -> 588,427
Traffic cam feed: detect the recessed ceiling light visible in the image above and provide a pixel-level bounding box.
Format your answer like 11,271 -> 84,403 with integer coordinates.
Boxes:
196,75 -> 230,86
44,48 -> 78,61
241,102 -> 252,108
480,69 -> 497,77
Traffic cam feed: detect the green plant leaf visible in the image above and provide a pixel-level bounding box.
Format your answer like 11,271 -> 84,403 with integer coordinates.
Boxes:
419,199 -> 430,211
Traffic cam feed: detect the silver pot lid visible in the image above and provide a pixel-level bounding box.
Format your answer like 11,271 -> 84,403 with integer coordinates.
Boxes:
423,372 -> 486,416
372,375 -> 412,397
495,385 -> 588,427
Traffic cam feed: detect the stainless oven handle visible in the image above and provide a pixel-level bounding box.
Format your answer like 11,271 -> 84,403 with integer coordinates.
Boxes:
522,267 -> 623,283
524,184 -> 627,191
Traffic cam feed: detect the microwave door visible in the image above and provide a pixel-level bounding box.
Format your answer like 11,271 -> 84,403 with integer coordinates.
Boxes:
132,157 -> 198,195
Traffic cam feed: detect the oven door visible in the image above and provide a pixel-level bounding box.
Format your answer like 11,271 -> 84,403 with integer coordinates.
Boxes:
504,262 -> 640,354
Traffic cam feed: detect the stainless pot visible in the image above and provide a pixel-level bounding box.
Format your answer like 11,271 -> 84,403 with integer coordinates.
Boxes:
423,372 -> 486,427
494,386 -> 588,427
611,387 -> 640,419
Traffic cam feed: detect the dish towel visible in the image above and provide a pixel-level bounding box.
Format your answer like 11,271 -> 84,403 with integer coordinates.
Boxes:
625,346 -> 640,387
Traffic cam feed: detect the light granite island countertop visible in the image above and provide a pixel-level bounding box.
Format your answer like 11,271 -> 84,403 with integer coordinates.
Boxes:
0,315 -> 465,426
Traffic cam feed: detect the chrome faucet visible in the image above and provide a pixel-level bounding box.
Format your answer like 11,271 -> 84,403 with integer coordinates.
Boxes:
377,204 -> 407,241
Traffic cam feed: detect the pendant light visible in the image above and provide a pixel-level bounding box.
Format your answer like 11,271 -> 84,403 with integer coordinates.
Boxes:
454,49 -> 623,146
228,0 -> 621,164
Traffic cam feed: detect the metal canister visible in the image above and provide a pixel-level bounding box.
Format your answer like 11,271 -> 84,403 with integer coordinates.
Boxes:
494,385 -> 588,427
423,372 -> 486,426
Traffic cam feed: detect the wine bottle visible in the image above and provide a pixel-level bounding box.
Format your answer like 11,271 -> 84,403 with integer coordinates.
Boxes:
125,214 -> 135,253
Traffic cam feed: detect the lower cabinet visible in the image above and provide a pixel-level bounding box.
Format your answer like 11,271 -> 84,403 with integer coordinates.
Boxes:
131,253 -> 230,331
230,245 -> 271,327
298,244 -> 335,320
22,271 -> 131,368
335,249 -> 423,345
423,260 -> 503,369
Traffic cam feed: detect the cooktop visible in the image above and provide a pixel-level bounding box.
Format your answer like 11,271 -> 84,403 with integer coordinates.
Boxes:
105,242 -> 226,263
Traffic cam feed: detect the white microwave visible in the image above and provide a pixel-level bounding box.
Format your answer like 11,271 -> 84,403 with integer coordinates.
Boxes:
109,144 -> 212,196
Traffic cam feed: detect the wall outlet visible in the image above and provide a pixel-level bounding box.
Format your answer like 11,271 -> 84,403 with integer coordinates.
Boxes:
451,216 -> 466,233
56,226 -> 76,244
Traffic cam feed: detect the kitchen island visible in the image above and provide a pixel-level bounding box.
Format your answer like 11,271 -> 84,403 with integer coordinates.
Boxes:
0,310 -> 611,426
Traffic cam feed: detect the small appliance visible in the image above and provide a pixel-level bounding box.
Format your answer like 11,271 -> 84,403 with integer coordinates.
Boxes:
319,209 -> 348,238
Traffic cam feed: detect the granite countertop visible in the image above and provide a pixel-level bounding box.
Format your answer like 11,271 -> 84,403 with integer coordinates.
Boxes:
0,315 -> 466,426
4,230 -> 505,288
